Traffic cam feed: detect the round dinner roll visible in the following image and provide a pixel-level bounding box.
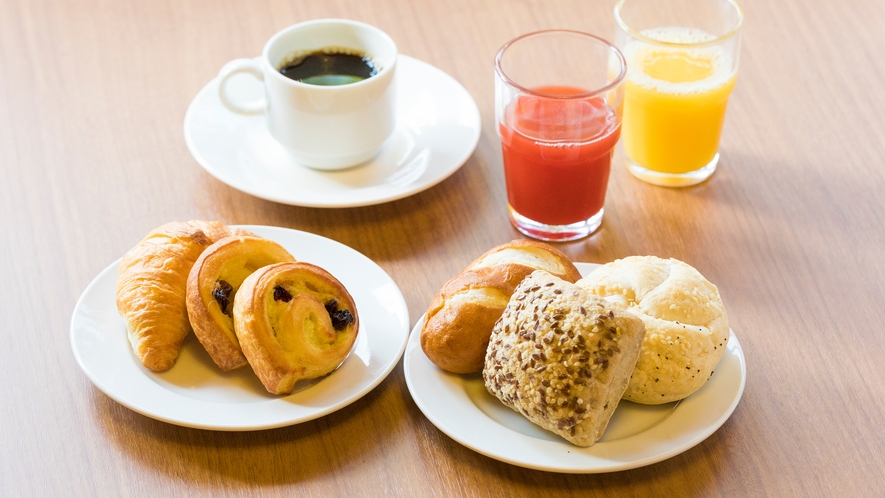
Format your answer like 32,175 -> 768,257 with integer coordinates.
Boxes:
576,256 -> 729,404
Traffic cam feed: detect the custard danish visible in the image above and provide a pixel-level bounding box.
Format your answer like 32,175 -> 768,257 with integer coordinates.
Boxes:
186,236 -> 296,371
233,262 -> 359,395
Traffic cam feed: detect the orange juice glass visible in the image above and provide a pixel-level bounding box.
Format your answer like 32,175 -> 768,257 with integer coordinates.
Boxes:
615,0 -> 743,186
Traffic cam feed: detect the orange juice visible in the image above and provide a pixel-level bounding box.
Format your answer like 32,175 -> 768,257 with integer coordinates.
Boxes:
622,28 -> 737,175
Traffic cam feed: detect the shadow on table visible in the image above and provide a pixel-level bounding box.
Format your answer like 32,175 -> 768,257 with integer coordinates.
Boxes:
190,141 -> 499,268
93,366 -> 406,486
404,385 -> 750,495
552,148 -> 859,330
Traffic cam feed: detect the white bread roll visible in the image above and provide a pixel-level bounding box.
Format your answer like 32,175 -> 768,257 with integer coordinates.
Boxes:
420,240 -> 581,374
577,256 -> 729,404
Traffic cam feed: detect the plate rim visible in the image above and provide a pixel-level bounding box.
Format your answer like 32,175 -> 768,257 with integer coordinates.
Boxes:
404,262 -> 747,473
183,54 -> 482,208
70,225 -> 411,431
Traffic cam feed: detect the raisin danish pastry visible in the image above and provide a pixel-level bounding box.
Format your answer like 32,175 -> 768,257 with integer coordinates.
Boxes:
232,262 -> 359,395
421,240 -> 581,374
483,271 -> 645,447
186,236 -> 295,371
115,221 -> 252,371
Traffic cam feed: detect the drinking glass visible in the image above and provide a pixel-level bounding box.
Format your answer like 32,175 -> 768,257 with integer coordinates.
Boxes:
495,30 -> 626,241
615,0 -> 743,186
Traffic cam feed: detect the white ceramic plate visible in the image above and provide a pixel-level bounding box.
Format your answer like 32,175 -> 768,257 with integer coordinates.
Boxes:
184,55 -> 481,208
404,262 -> 746,473
70,226 -> 410,430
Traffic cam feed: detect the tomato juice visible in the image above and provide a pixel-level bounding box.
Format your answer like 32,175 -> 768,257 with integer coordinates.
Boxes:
499,85 -> 621,227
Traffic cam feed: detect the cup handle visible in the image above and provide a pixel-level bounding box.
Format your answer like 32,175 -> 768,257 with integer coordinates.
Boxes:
217,57 -> 265,114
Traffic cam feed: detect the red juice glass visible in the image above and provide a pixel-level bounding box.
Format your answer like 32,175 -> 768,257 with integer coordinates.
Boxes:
495,31 -> 626,241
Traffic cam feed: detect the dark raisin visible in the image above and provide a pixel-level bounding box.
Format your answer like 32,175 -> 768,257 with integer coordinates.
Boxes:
212,280 -> 234,315
330,309 -> 354,330
273,285 -> 293,302
324,298 -> 339,314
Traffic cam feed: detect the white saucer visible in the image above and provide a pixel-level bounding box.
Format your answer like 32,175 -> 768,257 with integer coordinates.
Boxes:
404,262 -> 746,473
70,226 -> 410,430
184,55 -> 481,208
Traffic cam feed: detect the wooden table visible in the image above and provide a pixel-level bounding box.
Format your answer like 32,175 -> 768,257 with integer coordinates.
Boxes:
3,0 -> 884,495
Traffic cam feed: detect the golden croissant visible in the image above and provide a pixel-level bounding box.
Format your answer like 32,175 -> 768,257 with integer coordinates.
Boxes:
115,221 -> 251,371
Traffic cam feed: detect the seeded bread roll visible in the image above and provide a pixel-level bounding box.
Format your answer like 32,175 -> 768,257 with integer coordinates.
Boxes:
483,271 -> 645,447
421,240 -> 582,374
577,256 -> 729,404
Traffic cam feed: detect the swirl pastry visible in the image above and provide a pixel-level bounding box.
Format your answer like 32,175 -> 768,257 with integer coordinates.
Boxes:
421,240 -> 582,374
233,262 -> 359,395
577,256 -> 730,404
115,221 -> 252,371
186,236 -> 296,371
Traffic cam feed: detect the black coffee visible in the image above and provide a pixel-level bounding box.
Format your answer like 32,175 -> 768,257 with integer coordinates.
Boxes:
279,48 -> 380,86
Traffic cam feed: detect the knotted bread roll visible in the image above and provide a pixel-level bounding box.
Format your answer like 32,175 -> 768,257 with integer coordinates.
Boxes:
420,240 -> 581,374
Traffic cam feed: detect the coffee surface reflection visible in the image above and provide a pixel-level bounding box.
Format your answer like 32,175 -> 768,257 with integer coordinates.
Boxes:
279,48 -> 380,86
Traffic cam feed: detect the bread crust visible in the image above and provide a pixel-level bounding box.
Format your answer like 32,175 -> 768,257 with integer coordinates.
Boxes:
232,262 -> 359,395
115,221 -> 251,371
420,240 -> 581,374
186,236 -> 295,372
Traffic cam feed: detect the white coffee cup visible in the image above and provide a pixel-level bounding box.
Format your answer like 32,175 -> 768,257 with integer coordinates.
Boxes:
218,19 -> 398,170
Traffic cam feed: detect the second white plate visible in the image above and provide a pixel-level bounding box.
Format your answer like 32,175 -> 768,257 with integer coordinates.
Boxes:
404,262 -> 746,473
70,226 -> 410,430
184,55 -> 481,207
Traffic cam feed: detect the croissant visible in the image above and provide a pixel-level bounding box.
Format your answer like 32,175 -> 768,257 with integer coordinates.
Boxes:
115,221 -> 251,371
186,236 -> 296,371
420,240 -> 582,374
233,262 -> 359,395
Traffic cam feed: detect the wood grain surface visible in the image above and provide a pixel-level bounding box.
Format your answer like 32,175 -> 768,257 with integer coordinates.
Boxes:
2,0 -> 884,496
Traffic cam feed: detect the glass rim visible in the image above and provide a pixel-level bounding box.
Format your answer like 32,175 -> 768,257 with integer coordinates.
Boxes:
613,0 -> 744,48
494,29 -> 627,100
